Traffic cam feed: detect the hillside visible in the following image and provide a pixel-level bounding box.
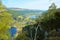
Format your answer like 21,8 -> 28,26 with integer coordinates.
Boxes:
7,8 -> 44,17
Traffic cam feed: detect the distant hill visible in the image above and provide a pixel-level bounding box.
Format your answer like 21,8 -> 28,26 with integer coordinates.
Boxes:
7,8 -> 44,17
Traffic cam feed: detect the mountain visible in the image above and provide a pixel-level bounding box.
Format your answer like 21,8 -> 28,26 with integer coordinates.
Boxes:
7,8 -> 44,17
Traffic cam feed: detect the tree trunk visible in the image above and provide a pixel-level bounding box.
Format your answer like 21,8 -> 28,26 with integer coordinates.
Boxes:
34,24 -> 40,40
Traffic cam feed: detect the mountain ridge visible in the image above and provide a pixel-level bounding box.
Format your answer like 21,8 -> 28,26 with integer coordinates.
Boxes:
7,8 -> 44,18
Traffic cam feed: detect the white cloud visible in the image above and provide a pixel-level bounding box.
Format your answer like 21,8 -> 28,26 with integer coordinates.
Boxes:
2,0 -> 60,10
21,0 -> 50,10
22,0 -> 60,10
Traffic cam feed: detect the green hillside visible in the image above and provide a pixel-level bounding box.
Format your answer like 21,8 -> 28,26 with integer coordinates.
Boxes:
7,8 -> 43,17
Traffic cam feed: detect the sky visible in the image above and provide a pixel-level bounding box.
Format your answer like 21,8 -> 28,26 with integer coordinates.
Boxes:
2,0 -> 60,10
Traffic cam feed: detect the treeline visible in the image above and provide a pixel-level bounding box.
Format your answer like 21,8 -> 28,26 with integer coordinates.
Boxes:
0,1 -> 60,40
16,3 -> 60,40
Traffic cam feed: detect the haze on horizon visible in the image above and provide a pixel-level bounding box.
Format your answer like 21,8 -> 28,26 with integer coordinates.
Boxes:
2,0 -> 60,10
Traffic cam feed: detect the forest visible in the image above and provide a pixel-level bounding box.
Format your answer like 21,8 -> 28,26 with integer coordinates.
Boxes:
0,0 -> 60,40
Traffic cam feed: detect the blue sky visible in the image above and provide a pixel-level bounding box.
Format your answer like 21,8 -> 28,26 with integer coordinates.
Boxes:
2,0 -> 60,10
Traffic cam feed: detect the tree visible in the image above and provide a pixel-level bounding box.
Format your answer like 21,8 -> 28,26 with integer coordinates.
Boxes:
0,0 -> 6,12
40,3 -> 57,28
16,23 -> 45,40
0,11 -> 14,40
0,1 -> 14,40
38,2 -> 60,40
